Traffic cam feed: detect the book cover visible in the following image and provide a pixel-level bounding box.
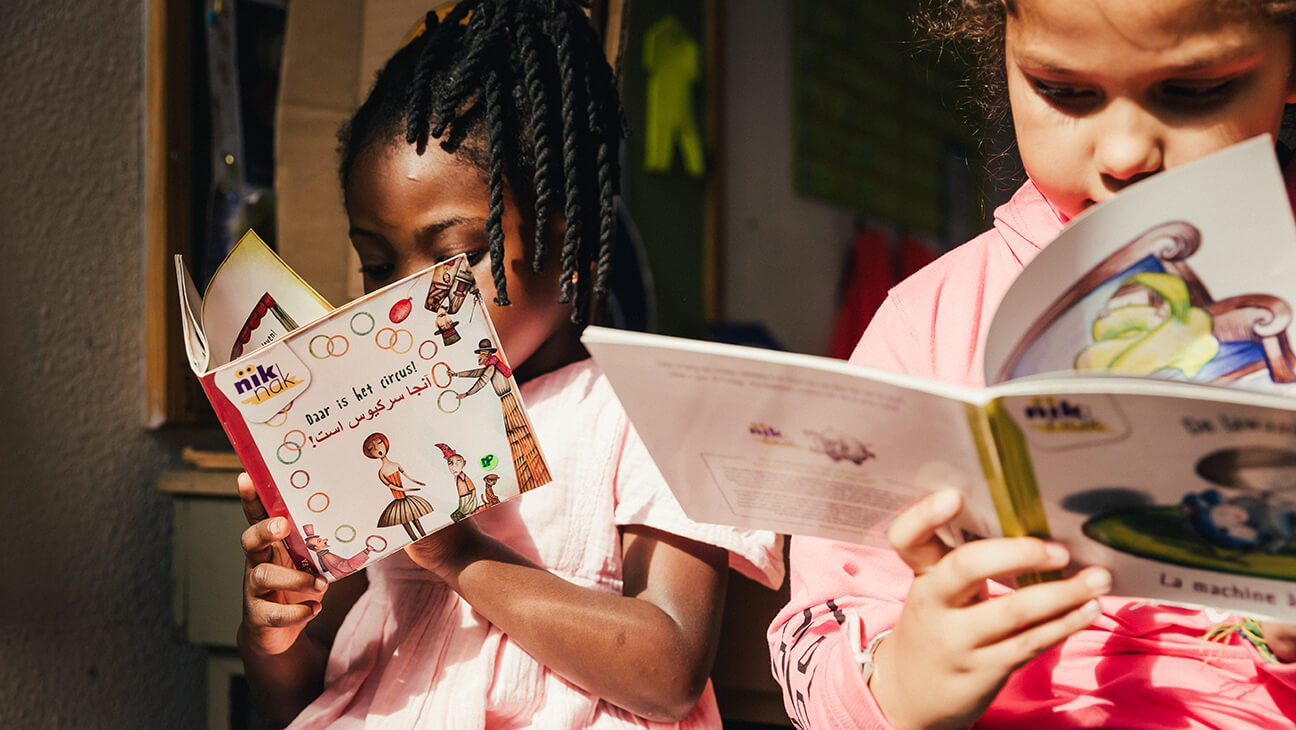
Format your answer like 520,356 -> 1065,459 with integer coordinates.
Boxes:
176,231 -> 552,581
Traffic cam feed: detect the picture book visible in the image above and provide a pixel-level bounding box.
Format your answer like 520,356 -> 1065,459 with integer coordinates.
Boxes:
583,136 -> 1296,620
176,231 -> 552,581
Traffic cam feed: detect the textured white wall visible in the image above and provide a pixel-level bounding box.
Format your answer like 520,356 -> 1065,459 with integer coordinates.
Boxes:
0,1 -> 206,726
720,0 -> 856,355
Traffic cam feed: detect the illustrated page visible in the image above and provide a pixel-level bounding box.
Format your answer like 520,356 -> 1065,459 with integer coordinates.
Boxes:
201,231 -> 333,369
584,329 -> 1002,546
210,257 -> 551,579
993,379 -> 1296,620
984,136 -> 1296,396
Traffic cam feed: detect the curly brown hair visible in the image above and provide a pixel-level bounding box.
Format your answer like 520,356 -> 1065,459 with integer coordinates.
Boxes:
917,0 -> 1296,131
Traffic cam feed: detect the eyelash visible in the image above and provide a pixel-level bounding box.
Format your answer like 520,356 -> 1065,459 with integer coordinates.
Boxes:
1030,78 -> 1237,110
358,250 -> 489,283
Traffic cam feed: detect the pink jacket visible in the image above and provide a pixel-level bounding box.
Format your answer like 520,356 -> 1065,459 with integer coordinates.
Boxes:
769,179 -> 1296,728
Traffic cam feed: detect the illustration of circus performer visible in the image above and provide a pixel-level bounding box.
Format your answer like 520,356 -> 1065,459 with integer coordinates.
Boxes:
482,473 -> 502,506
450,338 -> 552,492
363,432 -> 435,540
434,304 -> 461,346
425,257 -> 478,315
303,524 -> 370,578
436,443 -> 479,521
1074,272 -> 1220,378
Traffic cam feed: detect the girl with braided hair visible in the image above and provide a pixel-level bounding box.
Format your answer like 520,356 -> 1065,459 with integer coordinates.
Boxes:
233,3 -> 783,728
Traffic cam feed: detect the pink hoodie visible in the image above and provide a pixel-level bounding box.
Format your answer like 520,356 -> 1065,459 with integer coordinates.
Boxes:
769,179 -> 1296,729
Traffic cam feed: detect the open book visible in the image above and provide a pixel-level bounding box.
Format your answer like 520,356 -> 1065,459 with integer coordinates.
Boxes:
584,136 -> 1296,620
176,232 -> 551,581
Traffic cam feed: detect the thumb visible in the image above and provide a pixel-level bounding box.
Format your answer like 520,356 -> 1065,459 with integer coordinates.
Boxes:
887,489 -> 963,575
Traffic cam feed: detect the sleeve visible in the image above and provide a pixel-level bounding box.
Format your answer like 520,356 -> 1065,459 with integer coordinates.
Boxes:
612,414 -> 785,591
766,297 -> 928,729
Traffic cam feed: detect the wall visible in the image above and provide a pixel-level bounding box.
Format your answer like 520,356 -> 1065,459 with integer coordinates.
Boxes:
720,0 -> 856,355
0,1 -> 206,726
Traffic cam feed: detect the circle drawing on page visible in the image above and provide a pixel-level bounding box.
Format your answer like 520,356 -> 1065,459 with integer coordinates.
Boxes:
350,311 -> 376,336
431,361 -> 453,388
307,492 -> 330,513
418,339 -> 439,360
335,524 -> 357,543
438,390 -> 462,414
376,327 -> 414,354
309,334 -> 349,359
366,534 -> 389,552
290,470 -> 310,489
276,443 -> 302,465
265,406 -> 291,427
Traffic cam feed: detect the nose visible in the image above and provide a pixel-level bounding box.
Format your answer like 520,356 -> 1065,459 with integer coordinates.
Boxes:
1093,101 -> 1164,190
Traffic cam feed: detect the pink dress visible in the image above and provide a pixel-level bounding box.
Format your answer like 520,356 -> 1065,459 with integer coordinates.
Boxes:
290,358 -> 784,729
769,178 -> 1296,728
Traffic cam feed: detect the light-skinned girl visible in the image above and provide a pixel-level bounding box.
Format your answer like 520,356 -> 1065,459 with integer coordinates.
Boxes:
236,3 -> 783,727
770,1 -> 1296,728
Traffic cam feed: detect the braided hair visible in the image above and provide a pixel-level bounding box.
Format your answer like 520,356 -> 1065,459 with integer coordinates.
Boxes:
339,0 -> 625,324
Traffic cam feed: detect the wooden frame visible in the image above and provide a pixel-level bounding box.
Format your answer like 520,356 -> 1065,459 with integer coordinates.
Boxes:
144,0 -> 204,427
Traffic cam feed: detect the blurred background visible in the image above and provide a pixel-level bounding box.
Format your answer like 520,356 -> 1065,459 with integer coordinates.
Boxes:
0,0 -> 1014,727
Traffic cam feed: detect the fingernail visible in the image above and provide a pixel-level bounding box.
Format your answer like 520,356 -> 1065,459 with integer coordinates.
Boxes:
1045,543 -> 1069,564
1084,567 -> 1112,593
271,518 -> 285,533
931,489 -> 960,515
1080,598 -> 1101,619
314,578 -> 327,592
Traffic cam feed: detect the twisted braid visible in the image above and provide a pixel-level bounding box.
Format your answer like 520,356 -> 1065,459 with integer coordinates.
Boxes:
517,20 -> 556,273
554,14 -> 584,308
484,64 -> 510,306
339,0 -> 625,324
404,11 -> 441,154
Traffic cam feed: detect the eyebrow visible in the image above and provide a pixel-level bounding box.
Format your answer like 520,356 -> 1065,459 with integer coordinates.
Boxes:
417,216 -> 485,239
1014,46 -> 1262,77
348,216 -> 486,241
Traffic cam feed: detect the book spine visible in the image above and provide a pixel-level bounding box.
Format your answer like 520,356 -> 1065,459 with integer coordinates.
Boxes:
199,374 -> 321,578
965,401 -> 1058,586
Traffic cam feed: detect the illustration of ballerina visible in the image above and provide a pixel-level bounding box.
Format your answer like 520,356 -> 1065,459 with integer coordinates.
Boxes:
450,338 -> 552,492
363,432 -> 435,540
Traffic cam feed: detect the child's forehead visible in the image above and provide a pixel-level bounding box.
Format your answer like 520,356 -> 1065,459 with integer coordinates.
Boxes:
1005,0 -> 1290,87
1008,0 -> 1275,50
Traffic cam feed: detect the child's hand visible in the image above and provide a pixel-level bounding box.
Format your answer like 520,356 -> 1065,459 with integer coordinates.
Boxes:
236,473 -> 328,657
1260,621 -> 1296,662
868,489 -> 1111,730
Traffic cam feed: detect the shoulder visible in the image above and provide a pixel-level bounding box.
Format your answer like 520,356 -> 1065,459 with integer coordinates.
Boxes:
851,180 -> 1063,384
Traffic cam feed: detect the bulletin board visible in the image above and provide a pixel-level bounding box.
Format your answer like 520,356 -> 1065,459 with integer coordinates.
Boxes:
792,0 -> 981,242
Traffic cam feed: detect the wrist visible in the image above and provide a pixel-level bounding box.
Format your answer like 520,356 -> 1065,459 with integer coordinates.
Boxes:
406,520 -> 490,583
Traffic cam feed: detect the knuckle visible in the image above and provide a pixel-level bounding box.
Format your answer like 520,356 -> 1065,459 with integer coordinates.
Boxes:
262,604 -> 290,628
249,562 -> 275,587
1006,630 -> 1051,662
996,597 -> 1033,629
240,526 -> 262,554
943,547 -> 977,577
1014,536 -> 1049,563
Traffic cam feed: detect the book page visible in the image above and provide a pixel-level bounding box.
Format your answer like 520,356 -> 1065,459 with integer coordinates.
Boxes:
583,327 -> 1002,546
201,230 -> 333,369
984,136 -> 1296,395
990,377 -> 1296,620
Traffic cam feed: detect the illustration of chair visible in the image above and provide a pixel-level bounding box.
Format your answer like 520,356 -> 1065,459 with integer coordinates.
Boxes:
998,221 -> 1296,384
